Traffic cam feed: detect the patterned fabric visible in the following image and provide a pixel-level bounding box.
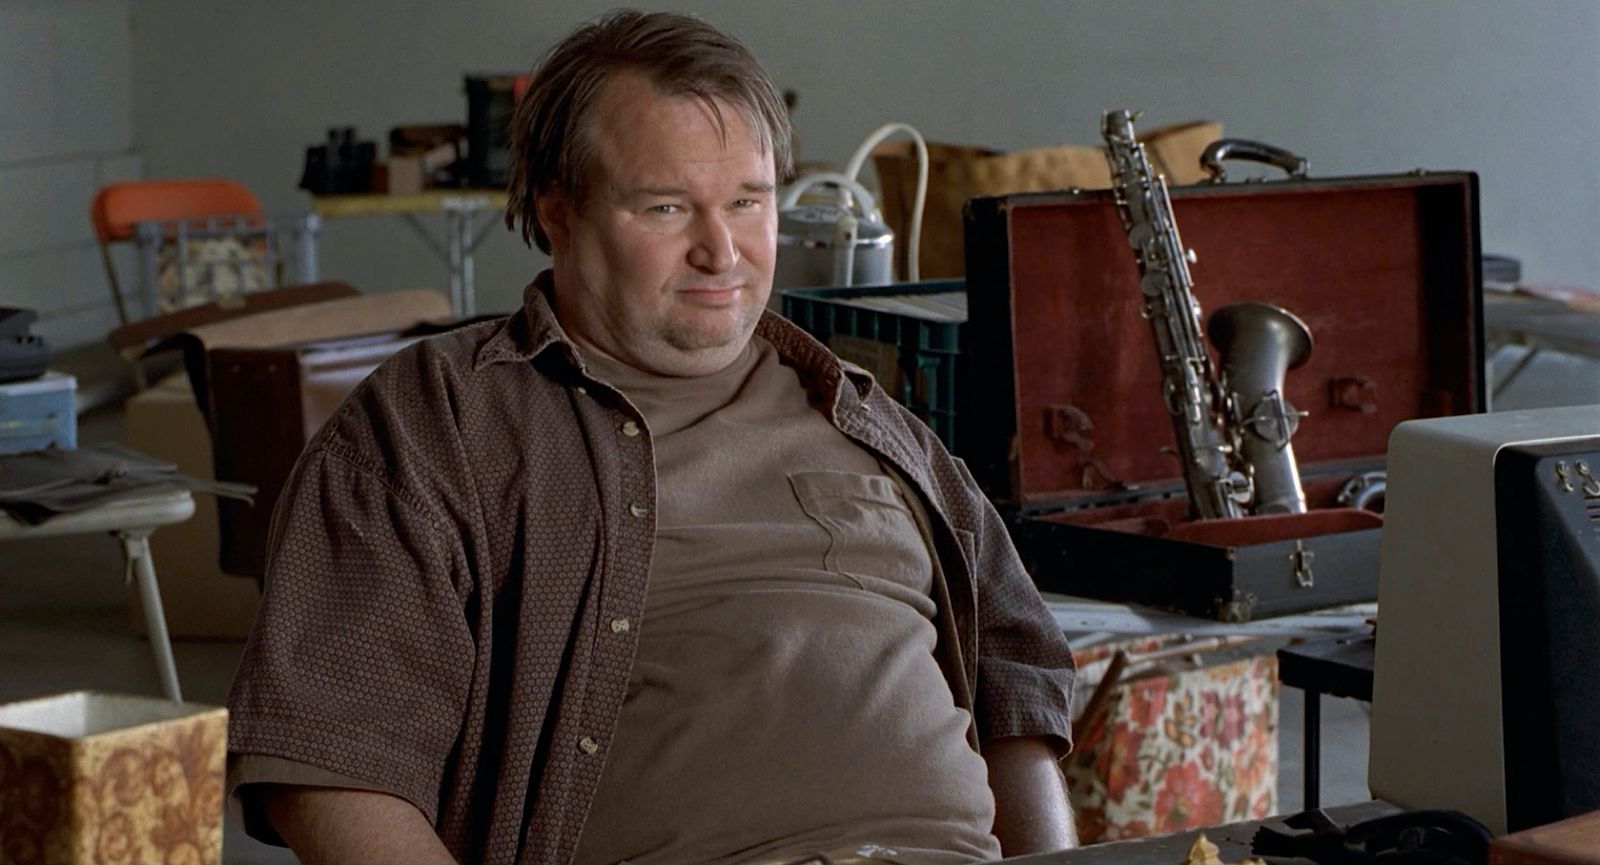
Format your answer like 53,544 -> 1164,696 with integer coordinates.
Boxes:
1063,636 -> 1278,844
226,273 -> 1076,865
155,235 -> 270,313
0,707 -> 226,865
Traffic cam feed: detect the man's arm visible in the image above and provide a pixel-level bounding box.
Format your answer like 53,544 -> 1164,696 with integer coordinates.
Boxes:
262,786 -> 457,865
985,735 -> 1078,855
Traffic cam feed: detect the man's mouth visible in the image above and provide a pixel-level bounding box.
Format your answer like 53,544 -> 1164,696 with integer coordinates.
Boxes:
678,284 -> 744,305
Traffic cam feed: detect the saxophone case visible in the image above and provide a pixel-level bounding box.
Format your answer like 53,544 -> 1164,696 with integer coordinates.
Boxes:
961,170 -> 1482,621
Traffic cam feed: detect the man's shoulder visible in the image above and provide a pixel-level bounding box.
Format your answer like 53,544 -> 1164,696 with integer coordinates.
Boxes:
362,316 -> 556,400
319,315 -> 567,454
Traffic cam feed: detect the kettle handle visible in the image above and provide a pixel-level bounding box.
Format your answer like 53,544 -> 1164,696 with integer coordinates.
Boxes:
780,172 -> 881,222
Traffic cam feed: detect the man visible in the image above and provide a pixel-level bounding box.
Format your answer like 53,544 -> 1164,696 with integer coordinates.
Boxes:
227,10 -> 1077,865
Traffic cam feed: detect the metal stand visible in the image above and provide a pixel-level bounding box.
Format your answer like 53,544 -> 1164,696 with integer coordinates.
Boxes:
398,196 -> 502,318
1276,635 -> 1375,812
121,529 -> 182,702
0,487 -> 195,702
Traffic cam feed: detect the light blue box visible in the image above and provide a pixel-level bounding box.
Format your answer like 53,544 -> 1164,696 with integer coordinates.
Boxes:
0,371 -> 77,454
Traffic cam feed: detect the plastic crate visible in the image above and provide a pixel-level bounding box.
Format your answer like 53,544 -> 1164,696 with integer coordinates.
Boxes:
781,280 -> 967,452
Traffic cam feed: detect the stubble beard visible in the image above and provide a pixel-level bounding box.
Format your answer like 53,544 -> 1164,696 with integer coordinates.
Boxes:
659,300 -> 761,354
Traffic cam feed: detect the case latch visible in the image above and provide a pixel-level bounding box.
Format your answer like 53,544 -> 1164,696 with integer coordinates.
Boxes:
1329,376 -> 1378,414
1291,539 -> 1315,589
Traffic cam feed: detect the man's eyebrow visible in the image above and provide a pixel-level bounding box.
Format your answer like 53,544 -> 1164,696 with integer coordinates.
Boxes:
608,185 -> 683,203
619,181 -> 775,201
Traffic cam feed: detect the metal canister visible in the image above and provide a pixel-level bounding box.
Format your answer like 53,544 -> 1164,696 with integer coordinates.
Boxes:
774,202 -> 894,291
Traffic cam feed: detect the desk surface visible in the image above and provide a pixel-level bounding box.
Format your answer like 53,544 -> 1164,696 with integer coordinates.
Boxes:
1005,800 -> 1400,864
0,490 -> 194,539
1277,635 -> 1375,702
1485,292 -> 1600,359
310,189 -> 508,217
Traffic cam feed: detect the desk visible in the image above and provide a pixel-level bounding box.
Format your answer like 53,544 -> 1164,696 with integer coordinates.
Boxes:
1485,292 -> 1600,400
1277,635 -> 1374,811
1004,799 -> 1398,864
0,490 -> 195,702
311,190 -> 508,318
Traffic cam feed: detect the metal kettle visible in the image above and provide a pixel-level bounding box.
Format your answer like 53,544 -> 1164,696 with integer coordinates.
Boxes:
774,172 -> 894,292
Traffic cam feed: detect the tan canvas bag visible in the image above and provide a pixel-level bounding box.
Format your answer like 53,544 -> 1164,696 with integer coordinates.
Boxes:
872,120 -> 1223,279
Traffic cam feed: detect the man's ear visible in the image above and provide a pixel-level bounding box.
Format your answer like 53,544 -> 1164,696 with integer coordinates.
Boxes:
535,191 -> 572,252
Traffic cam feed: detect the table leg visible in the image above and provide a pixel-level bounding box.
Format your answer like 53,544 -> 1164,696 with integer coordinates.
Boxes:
121,530 -> 183,702
447,209 -> 466,318
458,210 -> 477,318
1490,346 -> 1542,404
1303,688 -> 1320,810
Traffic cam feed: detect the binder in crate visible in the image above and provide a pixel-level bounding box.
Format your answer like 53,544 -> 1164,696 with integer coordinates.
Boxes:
963,171 -> 1483,621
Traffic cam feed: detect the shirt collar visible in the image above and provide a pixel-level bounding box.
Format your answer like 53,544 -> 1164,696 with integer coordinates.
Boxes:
472,271 -> 574,372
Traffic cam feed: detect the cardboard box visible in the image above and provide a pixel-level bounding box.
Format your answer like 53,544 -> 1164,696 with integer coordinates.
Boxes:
123,372 -> 261,639
0,691 -> 227,865
384,155 -> 426,196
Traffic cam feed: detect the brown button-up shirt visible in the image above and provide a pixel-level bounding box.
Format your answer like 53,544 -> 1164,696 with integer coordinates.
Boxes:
227,276 -> 1076,865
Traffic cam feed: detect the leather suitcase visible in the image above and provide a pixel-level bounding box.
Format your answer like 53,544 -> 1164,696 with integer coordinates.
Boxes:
961,171 -> 1483,620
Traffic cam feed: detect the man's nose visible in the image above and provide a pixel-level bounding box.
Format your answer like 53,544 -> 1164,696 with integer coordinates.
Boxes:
688,211 -> 738,273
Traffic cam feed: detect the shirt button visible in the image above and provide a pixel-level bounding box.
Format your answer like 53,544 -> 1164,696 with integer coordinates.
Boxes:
578,736 -> 600,755
610,617 -> 631,634
576,385 -> 588,396
629,503 -> 648,518
621,420 -> 640,437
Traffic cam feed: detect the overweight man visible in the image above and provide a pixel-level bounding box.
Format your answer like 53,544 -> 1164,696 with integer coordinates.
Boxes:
227,10 -> 1078,865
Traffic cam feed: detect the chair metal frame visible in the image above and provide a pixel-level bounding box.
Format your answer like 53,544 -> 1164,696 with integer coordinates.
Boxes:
91,179 -> 320,326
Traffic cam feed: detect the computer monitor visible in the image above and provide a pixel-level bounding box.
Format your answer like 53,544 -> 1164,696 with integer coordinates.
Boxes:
1370,405 -> 1600,834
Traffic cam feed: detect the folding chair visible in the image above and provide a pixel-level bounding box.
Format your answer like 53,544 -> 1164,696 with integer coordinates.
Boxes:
90,179 -> 320,326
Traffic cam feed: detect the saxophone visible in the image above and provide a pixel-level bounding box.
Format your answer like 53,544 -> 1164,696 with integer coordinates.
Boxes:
1101,110 -> 1313,517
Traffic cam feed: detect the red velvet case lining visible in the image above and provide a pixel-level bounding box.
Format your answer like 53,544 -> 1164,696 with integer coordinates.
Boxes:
997,176 -> 1478,543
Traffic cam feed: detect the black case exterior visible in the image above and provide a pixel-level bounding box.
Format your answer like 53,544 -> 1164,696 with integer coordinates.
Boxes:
1012,514 -> 1382,622
961,173 -> 1484,621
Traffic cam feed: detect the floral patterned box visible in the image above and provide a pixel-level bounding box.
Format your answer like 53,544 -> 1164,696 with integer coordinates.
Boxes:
1064,635 -> 1279,844
0,692 -> 225,865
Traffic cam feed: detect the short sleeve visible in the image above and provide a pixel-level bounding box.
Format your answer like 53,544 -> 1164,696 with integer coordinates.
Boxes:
225,444 -> 476,821
943,451 -> 1077,754
227,754 -> 395,847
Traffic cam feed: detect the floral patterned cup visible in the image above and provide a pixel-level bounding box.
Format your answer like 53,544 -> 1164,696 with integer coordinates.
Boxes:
0,692 -> 225,865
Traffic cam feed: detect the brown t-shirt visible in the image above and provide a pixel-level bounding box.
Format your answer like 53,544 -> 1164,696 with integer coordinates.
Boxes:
227,274 -> 1076,865
569,339 -> 998,865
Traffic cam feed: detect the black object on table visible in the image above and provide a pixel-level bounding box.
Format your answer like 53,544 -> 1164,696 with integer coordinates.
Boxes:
0,308 -> 50,383
1276,635 -> 1375,810
1002,800 -> 1399,864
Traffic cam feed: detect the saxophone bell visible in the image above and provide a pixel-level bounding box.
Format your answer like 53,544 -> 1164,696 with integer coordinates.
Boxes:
1209,301 -> 1314,514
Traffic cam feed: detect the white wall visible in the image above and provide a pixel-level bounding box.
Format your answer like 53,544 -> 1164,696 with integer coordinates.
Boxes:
0,0 -> 1583,355
120,0 -> 1600,327
0,0 -> 140,348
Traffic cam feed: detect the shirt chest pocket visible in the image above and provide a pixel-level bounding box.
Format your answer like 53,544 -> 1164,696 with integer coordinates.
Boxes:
788,470 -> 933,591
